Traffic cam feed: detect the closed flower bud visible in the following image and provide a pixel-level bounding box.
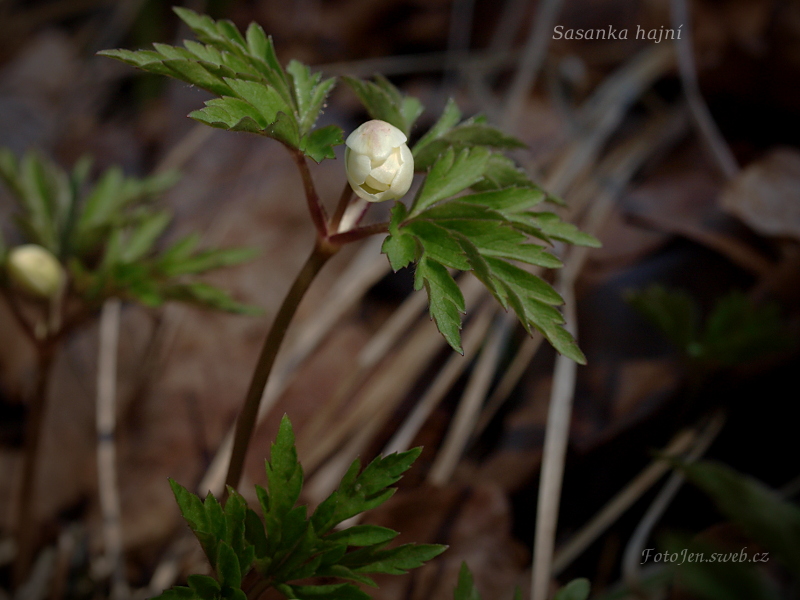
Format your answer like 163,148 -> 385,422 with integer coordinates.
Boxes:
7,244 -> 64,300
345,120 -> 414,202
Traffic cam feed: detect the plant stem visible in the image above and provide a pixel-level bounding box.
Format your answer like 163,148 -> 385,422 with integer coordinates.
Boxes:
13,340 -> 57,587
291,152 -> 329,238
329,183 -> 354,234
328,222 -> 389,246
224,241 -> 337,492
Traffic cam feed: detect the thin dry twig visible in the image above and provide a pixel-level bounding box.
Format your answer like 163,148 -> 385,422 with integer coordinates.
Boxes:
95,298 -> 129,600
382,302 -> 496,456
531,280 -> 579,600
551,428 -> 697,574
621,411 -> 726,595
670,0 -> 739,178
501,0 -> 564,129
428,311 -> 514,486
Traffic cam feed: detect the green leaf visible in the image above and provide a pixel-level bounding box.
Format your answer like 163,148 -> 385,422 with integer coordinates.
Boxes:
413,119 -> 526,173
413,98 -> 462,159
471,154 -> 538,192
283,583 -> 371,600
381,232 -> 418,271
264,415 -> 304,520
414,257 -> 465,353
160,245 -> 257,277
312,448 -> 422,535
625,285 -> 699,352
216,541 -> 242,590
677,460 -> 800,577
187,575 -> 221,600
152,586 -> 202,600
349,543 -> 447,575
119,211 -> 171,263
244,508 -> 268,559
300,125 -> 344,163
342,76 -> 422,136
169,480 -> 221,563
553,578 -> 591,600
410,147 -> 491,217
661,534 -> 780,600
163,282 -> 261,315
286,61 -> 337,135
699,292 -> 793,366
327,525 -> 399,547
453,563 -> 482,600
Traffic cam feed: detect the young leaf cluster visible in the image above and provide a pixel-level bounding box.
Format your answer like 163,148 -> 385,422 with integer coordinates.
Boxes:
99,8 -> 342,163
626,285 -> 794,368
0,148 -> 256,313
163,416 -> 445,600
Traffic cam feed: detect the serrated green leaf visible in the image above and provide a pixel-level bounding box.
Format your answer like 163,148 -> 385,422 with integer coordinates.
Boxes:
350,543 -> 447,575
458,187 -> 547,213
327,525 -> 399,547
284,583 -> 371,600
677,460 -> 800,577
119,211 -> 171,263
225,78 -> 294,124
525,212 -> 601,247
169,480 -> 220,562
265,415 -> 304,520
300,125 -> 344,163
381,232 -> 417,271
410,147 -> 490,217
312,448 -> 422,534
342,76 -> 422,136
404,221 -> 469,270
244,508 -> 268,559
625,285 -> 699,352
286,60 -> 336,134
553,578 -> 591,600
453,563 -> 482,600
413,98 -> 462,159
187,575 -> 221,600
152,586 -> 201,600
163,282 -> 261,315
471,154 -> 537,192
216,541 -> 242,590
444,124 -> 526,150
415,257 -> 465,353
161,246 -> 256,277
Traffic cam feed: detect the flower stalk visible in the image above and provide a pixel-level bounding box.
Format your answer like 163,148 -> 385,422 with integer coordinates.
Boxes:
224,239 -> 338,492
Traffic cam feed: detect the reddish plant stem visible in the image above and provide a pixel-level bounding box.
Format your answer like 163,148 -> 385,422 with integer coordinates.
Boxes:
13,340 -> 57,587
224,241 -> 337,492
328,222 -> 389,245
291,151 -> 329,238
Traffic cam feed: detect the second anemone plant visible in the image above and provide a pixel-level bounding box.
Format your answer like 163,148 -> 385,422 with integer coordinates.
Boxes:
100,7 -> 599,599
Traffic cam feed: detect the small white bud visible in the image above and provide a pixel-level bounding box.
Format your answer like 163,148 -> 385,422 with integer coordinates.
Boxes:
345,120 -> 414,203
6,244 -> 65,300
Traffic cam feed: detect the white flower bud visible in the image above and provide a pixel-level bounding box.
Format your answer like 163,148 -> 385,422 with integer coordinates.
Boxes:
7,244 -> 64,300
345,120 -> 414,203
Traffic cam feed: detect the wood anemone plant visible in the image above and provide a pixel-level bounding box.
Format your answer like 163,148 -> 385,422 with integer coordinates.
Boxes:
0,149 -> 257,584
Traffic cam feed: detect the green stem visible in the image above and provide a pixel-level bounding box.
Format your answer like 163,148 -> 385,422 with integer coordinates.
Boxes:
13,341 -> 56,587
224,241 -> 337,492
